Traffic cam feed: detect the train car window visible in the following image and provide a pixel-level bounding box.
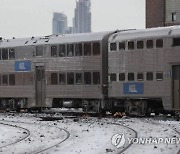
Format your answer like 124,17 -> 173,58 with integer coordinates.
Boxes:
156,72 -> 163,81
156,39 -> 163,48
128,73 -> 134,81
173,38 -> 180,46
51,46 -> 57,57
36,46 -> 43,56
51,73 -> 58,85
119,42 -> 125,50
59,44 -> 66,57
146,72 -> 153,81
119,73 -> 125,81
75,43 -> 82,56
110,43 -> 117,51
93,72 -> 100,84
2,49 -> 8,60
2,75 -> 8,85
0,49 -> 1,60
9,74 -> 15,85
59,73 -> 66,84
84,72 -> 91,84
67,72 -> 74,85
9,49 -> 15,59
128,41 -> 134,50
110,73 -> 116,81
0,75 -> 1,85
93,42 -> 100,55
137,73 -> 144,81
84,43 -> 91,56
67,44 -> 74,57
137,41 -> 144,49
146,40 -> 153,49
76,73 -> 82,84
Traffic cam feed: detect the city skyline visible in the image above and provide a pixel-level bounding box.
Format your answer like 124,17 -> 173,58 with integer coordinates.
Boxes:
0,0 -> 145,38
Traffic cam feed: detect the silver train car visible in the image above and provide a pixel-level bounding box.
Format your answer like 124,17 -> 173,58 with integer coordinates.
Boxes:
0,32 -> 113,112
108,26 -> 180,115
0,26 -> 180,115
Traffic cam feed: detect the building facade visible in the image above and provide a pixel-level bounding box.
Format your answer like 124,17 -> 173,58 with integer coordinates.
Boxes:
73,0 -> 91,33
52,12 -> 68,34
146,0 -> 180,28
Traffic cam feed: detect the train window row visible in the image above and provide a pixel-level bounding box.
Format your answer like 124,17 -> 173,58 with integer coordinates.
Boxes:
50,72 -> 100,85
0,49 -> 15,60
110,39 -> 164,51
110,72 -> 163,82
51,42 -> 100,57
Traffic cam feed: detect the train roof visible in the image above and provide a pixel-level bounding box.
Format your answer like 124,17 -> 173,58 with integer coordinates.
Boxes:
0,31 -> 113,48
109,26 -> 180,42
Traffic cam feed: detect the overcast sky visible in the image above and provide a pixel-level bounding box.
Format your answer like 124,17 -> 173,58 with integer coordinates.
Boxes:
0,0 -> 145,39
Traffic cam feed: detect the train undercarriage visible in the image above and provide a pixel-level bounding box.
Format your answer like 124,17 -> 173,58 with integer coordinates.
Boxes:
0,97 -> 177,118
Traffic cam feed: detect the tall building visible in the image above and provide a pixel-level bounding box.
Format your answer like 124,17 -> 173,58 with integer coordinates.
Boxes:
52,12 -> 68,34
73,0 -> 91,33
146,0 -> 180,28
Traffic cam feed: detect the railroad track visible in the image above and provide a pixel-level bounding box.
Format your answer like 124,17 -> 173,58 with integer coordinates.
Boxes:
0,122 -> 30,149
0,119 -> 70,154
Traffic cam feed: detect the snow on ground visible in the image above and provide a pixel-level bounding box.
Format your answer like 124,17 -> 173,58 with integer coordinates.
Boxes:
0,113 -> 179,154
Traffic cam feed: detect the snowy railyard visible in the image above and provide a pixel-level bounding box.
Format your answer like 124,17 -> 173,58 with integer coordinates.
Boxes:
0,112 -> 179,154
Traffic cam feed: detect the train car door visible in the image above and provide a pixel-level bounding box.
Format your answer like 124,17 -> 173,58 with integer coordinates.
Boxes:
35,65 -> 46,108
173,65 -> 180,110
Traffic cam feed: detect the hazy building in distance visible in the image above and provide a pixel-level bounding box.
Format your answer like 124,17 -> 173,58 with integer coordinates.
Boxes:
52,12 -> 68,34
73,0 -> 91,33
146,0 -> 180,28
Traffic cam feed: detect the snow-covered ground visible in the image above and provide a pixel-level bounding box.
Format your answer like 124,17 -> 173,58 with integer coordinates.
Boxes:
0,113 -> 179,154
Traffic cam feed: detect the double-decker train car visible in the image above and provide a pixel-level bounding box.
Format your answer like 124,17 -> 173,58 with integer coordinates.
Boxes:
108,26 -> 180,115
0,26 -> 180,116
0,32 -> 113,112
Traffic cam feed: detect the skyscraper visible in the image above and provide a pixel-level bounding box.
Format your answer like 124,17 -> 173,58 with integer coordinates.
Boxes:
73,0 -> 91,33
52,12 -> 68,34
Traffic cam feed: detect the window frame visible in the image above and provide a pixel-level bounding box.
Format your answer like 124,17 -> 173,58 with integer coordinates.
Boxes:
51,73 -> 58,85
67,44 -> 74,57
156,72 -> 163,81
9,48 -> 15,59
75,43 -> 82,56
146,72 -> 154,81
137,72 -> 144,81
51,45 -> 57,57
84,72 -> 91,85
92,42 -> 100,55
2,48 -> 8,60
156,39 -> 163,48
146,40 -> 153,49
67,72 -> 74,85
59,44 -> 66,57
110,42 -> 117,51
119,73 -> 125,81
137,40 -> 144,49
93,72 -> 100,84
128,73 -> 134,81
110,73 -> 117,82
75,72 -> 82,85
59,73 -> 66,85
84,42 -> 91,56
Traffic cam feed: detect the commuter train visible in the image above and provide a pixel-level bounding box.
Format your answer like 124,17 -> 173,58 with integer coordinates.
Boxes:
0,26 -> 180,116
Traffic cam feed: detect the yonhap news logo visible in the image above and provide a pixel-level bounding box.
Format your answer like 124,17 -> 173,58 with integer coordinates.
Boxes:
111,133 -> 126,148
112,133 -> 180,148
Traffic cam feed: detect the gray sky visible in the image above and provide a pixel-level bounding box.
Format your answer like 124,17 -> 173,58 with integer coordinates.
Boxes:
0,0 -> 145,39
